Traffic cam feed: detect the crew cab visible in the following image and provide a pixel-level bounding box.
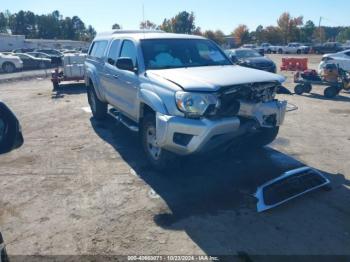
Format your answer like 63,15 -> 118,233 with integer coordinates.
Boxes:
260,43 -> 283,54
313,42 -> 344,54
85,30 -> 287,169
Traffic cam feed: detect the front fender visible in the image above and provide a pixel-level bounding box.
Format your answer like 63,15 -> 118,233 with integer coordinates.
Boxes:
139,89 -> 168,115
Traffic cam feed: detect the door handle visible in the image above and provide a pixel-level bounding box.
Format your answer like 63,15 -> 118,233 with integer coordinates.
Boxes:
113,74 -> 119,79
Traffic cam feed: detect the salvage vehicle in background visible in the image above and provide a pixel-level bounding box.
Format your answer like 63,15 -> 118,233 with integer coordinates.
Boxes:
313,42 -> 344,54
85,30 -> 288,169
260,43 -> 283,54
283,42 -> 310,54
226,48 -> 277,73
0,53 -> 23,73
28,52 -> 62,66
0,100 -> 23,154
241,44 -> 264,55
11,53 -> 51,70
35,49 -> 63,57
318,49 -> 350,73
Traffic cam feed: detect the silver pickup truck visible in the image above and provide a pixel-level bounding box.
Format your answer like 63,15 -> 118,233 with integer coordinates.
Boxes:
85,30 -> 287,169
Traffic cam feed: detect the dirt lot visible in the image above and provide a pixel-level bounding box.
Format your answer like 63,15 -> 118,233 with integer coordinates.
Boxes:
0,54 -> 349,259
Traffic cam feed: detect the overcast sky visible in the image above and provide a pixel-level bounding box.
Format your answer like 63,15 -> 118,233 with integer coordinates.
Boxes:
4,0 -> 350,34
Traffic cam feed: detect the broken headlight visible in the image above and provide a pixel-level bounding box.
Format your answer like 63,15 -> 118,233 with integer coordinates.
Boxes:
175,91 -> 219,118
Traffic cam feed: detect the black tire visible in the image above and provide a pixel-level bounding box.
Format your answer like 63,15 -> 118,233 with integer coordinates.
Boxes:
87,84 -> 107,120
294,84 -> 304,95
267,49 -> 272,54
303,83 -> 312,93
278,49 -> 283,54
2,62 -> 16,73
141,114 -> 176,170
297,49 -> 301,54
324,86 -> 338,98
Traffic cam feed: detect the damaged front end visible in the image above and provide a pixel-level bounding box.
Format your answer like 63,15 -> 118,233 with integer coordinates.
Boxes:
211,81 -> 287,128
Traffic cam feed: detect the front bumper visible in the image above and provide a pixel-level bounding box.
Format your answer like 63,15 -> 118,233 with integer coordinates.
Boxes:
156,100 -> 287,155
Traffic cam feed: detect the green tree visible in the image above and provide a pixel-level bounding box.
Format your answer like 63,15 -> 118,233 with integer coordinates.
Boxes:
300,20 -> 315,43
160,11 -> 196,34
233,24 -> 250,45
204,30 -> 225,45
112,23 -> 121,30
263,26 -> 283,44
277,12 -> 303,44
140,20 -> 158,30
337,27 -> 350,42
0,12 -> 8,33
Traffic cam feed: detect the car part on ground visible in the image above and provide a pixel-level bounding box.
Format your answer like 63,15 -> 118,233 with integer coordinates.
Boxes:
255,166 -> 330,212
0,101 -> 24,154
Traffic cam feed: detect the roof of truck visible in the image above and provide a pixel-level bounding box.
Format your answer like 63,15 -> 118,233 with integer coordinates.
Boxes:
94,30 -> 205,41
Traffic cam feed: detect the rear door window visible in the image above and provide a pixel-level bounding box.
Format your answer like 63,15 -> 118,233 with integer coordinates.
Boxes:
107,40 -> 121,65
90,41 -> 108,58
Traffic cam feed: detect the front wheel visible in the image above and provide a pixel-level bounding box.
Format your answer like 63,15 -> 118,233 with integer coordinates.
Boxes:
324,86 -> 338,98
141,114 -> 175,170
2,62 -> 15,73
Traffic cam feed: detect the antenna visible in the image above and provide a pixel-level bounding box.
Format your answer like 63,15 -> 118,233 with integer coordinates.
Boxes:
142,3 -> 145,38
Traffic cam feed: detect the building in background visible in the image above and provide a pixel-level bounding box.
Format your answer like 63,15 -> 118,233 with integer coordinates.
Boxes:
0,34 -> 90,52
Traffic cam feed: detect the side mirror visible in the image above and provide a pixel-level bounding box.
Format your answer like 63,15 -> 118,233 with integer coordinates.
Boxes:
116,57 -> 136,72
0,101 -> 23,154
230,55 -> 238,63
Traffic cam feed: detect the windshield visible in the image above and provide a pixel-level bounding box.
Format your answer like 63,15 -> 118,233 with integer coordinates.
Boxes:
141,39 -> 231,70
235,49 -> 262,59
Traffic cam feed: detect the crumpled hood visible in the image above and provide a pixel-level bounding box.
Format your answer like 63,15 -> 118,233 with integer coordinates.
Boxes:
147,65 -> 285,91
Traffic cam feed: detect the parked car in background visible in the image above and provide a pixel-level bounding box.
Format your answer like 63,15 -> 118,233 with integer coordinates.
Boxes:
226,48 -> 277,73
0,53 -> 23,73
35,49 -> 63,57
242,44 -> 264,55
11,53 -> 51,69
28,52 -> 62,66
260,43 -> 283,54
312,42 -> 344,54
12,48 -> 35,53
283,43 -> 310,54
318,49 -> 350,73
85,30 -> 287,169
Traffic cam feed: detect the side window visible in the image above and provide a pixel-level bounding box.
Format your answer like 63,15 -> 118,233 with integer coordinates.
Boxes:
88,42 -> 96,56
119,40 -> 137,66
89,41 -> 108,58
95,41 -> 108,58
107,40 -> 121,65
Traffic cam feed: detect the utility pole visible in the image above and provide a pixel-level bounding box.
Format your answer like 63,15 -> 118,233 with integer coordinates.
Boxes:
318,16 -> 323,42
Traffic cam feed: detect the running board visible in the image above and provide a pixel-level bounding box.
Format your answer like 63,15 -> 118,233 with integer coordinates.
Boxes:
255,166 -> 330,212
108,108 -> 139,132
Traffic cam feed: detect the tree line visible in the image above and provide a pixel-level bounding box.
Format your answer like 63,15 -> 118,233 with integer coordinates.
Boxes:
1,9 -> 350,46
0,10 -> 96,41
134,11 -> 350,46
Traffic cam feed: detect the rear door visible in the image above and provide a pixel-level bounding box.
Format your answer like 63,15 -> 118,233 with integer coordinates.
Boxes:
104,39 -> 139,120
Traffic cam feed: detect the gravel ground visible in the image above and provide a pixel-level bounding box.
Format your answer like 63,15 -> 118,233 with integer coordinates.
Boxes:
0,54 -> 349,258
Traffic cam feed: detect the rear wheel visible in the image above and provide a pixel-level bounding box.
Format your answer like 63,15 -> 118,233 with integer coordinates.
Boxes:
141,114 -> 175,170
267,49 -> 272,54
324,86 -> 338,98
294,84 -> 304,95
278,49 -> 283,54
297,49 -> 301,54
2,62 -> 15,73
87,85 -> 107,120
